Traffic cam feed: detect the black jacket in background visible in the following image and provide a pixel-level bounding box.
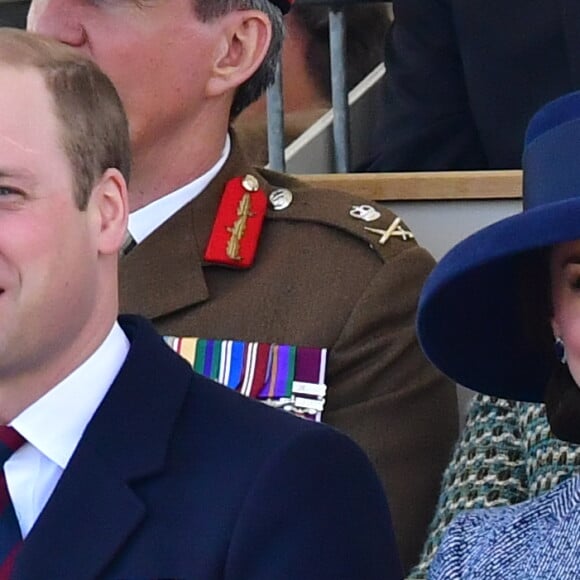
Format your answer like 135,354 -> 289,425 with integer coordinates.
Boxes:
0,1 -> 29,29
366,0 -> 580,171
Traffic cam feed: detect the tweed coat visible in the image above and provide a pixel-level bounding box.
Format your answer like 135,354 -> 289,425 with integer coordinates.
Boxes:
429,474 -> 580,579
409,395 -> 580,578
366,0 -> 580,171
14,316 -> 402,579
119,139 -> 458,572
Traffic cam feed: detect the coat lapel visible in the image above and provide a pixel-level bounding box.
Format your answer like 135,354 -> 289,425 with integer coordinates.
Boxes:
15,455 -> 145,580
14,317 -> 193,580
119,135 -> 255,321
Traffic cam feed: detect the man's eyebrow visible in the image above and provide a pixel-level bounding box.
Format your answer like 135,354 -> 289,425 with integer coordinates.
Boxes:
0,167 -> 36,181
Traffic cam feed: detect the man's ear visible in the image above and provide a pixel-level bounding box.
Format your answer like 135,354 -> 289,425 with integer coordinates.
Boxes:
205,10 -> 273,98
89,168 -> 129,256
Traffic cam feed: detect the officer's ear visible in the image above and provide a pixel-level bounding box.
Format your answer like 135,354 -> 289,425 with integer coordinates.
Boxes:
88,168 -> 129,257
205,9 -> 272,98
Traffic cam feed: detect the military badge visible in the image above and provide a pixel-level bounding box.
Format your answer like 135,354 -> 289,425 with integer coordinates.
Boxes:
204,174 -> 267,268
349,204 -> 381,222
365,217 -> 414,244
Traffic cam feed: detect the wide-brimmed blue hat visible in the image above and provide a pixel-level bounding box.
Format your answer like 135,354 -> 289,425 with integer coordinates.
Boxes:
418,90 -> 580,403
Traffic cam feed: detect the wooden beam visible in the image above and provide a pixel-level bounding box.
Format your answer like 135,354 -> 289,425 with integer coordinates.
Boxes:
297,170 -> 523,201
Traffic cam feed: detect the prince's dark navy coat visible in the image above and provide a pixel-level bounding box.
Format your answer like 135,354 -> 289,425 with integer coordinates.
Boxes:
13,316 -> 401,580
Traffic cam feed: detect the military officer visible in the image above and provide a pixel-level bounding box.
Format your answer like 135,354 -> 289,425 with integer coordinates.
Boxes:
28,0 -> 458,571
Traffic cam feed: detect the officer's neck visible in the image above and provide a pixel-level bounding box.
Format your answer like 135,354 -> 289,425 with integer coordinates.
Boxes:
128,118 -> 229,212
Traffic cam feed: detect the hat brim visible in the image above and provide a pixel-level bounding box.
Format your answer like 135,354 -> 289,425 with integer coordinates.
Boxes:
418,197 -> 580,402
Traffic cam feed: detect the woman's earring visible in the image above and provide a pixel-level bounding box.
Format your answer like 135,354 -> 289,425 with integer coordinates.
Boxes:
555,337 -> 567,364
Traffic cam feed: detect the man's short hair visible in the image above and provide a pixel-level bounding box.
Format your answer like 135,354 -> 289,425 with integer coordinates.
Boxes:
0,28 -> 130,209
194,0 -> 284,118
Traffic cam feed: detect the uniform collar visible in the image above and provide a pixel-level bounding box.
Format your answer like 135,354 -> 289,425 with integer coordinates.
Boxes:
128,136 -> 231,245
119,132 -> 257,321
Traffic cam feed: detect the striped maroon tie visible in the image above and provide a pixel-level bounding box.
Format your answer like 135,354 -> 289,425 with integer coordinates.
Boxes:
0,427 -> 25,579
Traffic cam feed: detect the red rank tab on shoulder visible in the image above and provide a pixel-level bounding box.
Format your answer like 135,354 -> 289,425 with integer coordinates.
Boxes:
204,176 -> 268,268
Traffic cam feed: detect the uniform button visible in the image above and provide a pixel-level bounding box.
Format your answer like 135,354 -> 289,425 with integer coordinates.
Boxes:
269,188 -> 293,211
242,174 -> 260,192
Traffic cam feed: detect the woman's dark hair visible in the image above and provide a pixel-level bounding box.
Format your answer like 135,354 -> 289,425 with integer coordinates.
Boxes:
518,247 -> 554,360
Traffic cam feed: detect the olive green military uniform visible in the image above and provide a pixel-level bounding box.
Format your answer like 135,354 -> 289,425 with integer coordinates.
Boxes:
119,139 -> 458,572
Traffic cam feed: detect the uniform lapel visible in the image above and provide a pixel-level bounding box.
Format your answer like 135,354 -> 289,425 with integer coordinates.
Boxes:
13,317 -> 192,580
120,200 -> 208,320
119,135 -> 255,321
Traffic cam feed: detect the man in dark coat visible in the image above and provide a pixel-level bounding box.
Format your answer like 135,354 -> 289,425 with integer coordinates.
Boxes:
366,0 -> 580,171
28,0 -> 459,570
0,29 -> 402,579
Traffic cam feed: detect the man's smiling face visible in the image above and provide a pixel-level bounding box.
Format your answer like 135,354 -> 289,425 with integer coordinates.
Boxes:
0,65 -> 99,384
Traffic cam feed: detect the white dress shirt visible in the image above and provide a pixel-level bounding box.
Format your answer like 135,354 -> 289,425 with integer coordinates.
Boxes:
128,135 -> 231,244
7,322 -> 130,538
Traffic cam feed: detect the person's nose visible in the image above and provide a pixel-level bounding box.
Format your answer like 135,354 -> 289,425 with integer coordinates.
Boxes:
27,0 -> 87,47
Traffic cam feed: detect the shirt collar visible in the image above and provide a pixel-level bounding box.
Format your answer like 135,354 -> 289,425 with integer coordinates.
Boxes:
11,322 -> 130,469
128,135 -> 231,244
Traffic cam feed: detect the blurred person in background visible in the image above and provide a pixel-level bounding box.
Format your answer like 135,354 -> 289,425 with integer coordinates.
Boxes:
235,1 -> 390,164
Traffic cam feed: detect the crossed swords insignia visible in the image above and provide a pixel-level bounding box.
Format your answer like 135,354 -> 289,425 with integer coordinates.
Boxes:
364,217 -> 414,245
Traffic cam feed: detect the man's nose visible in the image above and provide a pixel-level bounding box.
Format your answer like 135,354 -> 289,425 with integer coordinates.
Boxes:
27,0 -> 86,47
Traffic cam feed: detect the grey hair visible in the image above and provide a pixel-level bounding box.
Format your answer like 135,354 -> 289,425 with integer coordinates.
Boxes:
194,0 -> 284,118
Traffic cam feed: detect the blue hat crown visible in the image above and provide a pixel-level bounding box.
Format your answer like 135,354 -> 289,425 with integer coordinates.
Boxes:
524,91 -> 580,209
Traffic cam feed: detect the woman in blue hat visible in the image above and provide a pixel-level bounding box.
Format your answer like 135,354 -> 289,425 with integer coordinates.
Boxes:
419,91 -> 580,578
